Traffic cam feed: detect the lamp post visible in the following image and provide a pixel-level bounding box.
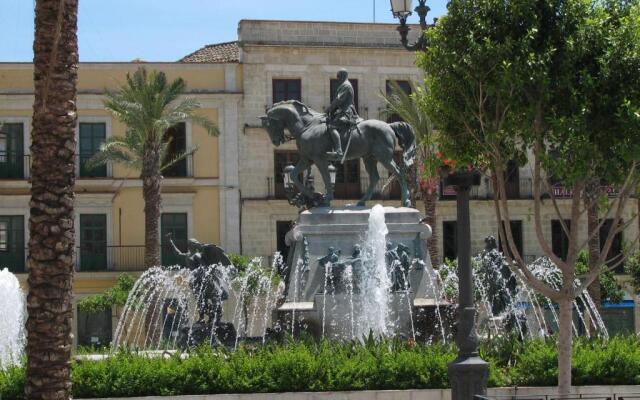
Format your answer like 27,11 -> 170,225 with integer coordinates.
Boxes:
442,169 -> 488,400
391,2 -> 489,398
390,0 -> 430,51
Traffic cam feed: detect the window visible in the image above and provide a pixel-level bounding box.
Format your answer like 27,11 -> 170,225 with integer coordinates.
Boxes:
276,220 -> 294,262
330,78 -> 359,112
79,122 -> 107,177
77,306 -> 112,348
79,214 -> 107,271
0,123 -> 25,179
161,213 -> 188,267
504,160 -> 520,199
334,159 -> 361,199
273,79 -> 301,103
443,221 -> 458,262
274,151 -> 301,199
163,122 -> 188,177
499,220 -> 523,259
0,216 -> 24,273
385,80 -> 412,123
551,220 -> 571,261
599,219 -> 624,273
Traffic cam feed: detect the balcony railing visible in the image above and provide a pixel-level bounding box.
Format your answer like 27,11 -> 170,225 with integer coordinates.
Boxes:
441,178 -> 534,200
11,245 -> 192,273
0,153 -> 31,179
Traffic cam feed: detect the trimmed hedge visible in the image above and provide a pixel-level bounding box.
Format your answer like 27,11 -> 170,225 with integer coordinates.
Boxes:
2,336 -> 640,399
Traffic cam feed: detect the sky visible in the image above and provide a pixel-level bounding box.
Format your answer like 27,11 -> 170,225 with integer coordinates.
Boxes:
0,0 -> 448,62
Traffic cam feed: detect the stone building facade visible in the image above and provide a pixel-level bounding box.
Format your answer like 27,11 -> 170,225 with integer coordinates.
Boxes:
226,20 -> 639,333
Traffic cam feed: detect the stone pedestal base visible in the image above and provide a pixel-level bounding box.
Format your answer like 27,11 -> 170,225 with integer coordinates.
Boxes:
448,356 -> 489,400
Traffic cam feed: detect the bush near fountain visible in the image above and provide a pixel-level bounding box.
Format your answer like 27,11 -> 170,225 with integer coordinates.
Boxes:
2,336 -> 640,399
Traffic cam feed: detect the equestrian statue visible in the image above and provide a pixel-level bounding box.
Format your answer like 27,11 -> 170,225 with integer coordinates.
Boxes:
261,68 -> 416,208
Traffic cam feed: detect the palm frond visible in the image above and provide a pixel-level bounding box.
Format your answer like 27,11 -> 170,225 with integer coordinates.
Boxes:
160,146 -> 198,172
86,141 -> 140,171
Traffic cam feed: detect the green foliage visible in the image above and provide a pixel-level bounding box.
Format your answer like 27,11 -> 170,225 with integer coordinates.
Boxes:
227,253 -> 252,273
419,0 -> 640,186
625,249 -> 640,294
77,274 -> 136,313
380,81 -> 439,180
575,250 -> 625,304
3,337 -> 640,397
0,366 -> 25,400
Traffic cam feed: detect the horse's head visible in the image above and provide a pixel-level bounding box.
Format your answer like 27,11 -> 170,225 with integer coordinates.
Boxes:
260,101 -> 311,146
260,111 -> 286,146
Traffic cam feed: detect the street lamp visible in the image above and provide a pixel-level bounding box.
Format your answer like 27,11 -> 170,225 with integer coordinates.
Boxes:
390,0 -> 430,51
442,169 -> 488,400
391,2 -> 489,397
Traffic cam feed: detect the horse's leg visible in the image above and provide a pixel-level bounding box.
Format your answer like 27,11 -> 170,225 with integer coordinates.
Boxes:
314,159 -> 334,204
291,158 -> 314,198
358,156 -> 379,206
381,158 -> 411,207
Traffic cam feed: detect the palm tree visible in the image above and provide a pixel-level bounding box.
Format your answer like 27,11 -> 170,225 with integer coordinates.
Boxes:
382,81 -> 440,266
27,0 -> 78,398
89,68 -> 219,267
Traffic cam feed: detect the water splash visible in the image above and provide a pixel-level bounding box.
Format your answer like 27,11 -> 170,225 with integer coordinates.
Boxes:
113,258 -> 284,351
354,204 -> 393,338
0,268 -> 25,369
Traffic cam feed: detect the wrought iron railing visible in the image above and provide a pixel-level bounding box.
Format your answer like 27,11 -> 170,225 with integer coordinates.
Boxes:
441,178 -> 534,200
0,153 -> 31,179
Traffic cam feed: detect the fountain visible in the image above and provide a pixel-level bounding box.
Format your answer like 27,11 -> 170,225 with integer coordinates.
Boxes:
276,204 -> 442,340
435,238 -> 609,340
0,268 -> 25,368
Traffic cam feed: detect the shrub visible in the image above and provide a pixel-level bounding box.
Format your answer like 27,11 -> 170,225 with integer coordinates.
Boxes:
3,336 -> 640,398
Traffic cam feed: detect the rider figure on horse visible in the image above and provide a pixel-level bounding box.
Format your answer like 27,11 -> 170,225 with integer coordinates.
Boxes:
325,68 -> 359,161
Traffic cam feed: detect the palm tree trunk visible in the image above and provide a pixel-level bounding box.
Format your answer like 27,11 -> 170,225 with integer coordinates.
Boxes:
27,0 -> 78,398
422,187 -> 440,266
142,143 -> 162,267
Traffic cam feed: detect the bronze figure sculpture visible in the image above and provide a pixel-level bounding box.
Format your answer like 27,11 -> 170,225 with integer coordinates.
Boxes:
260,68 -> 416,208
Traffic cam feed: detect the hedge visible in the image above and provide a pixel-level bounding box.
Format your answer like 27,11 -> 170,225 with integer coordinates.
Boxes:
2,336 -> 639,399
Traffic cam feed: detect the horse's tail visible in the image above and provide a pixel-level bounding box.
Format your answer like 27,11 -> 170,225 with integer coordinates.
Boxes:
390,121 -> 416,168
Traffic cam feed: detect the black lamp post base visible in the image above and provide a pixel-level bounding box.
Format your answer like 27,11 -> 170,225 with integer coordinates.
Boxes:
448,356 -> 489,400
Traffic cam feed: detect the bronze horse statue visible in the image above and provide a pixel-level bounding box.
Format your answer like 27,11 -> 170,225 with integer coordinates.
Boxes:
261,100 -> 416,207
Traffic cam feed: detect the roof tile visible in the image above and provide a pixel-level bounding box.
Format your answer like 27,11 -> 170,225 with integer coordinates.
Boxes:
179,41 -> 239,63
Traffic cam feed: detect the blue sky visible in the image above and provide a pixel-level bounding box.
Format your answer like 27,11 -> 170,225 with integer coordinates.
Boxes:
0,0 -> 447,62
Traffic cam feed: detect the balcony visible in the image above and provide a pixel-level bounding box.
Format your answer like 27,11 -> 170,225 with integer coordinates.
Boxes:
440,177 -> 533,200
0,153 -> 31,180
266,175 -> 401,201
8,245 -> 178,273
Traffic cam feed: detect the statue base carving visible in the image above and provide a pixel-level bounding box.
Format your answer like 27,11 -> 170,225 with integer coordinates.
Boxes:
276,205 -> 444,340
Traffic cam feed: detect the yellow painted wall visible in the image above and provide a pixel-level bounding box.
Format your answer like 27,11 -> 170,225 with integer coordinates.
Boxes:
111,186 -> 220,247
193,187 -> 221,244
112,188 -> 146,246
193,108 -> 220,178
0,63 -> 226,92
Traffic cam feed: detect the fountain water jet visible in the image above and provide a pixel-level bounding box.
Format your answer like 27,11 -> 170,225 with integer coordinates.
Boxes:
0,268 -> 25,368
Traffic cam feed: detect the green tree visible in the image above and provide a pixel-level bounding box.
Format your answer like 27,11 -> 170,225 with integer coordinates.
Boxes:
89,68 -> 219,267
381,81 -> 440,265
27,0 -> 78,398
77,274 -> 136,313
419,0 -> 640,395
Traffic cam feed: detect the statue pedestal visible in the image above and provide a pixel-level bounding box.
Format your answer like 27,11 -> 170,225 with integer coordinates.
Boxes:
276,206 -> 443,340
